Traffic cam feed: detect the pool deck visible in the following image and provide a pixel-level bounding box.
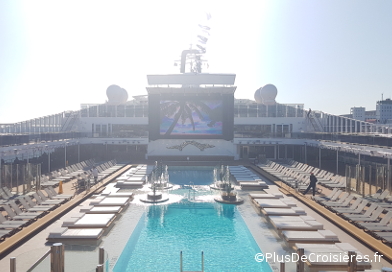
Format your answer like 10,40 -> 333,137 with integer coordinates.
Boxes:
0,161 -> 392,271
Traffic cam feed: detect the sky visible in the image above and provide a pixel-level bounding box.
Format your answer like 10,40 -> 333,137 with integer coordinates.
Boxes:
1,0 -> 392,123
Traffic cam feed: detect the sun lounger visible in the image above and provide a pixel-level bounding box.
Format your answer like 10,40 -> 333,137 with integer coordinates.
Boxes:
90,197 -> 131,206
3,202 -> 42,220
331,198 -> 367,214
357,211 -> 392,230
350,206 -> 385,224
282,229 -> 339,243
36,191 -> 65,205
47,227 -> 105,244
19,197 -> 53,212
254,199 -> 297,208
313,188 -> 340,202
293,243 -> 371,271
240,181 -> 268,190
323,194 -> 355,208
45,187 -> 73,199
249,193 -> 284,199
64,213 -> 117,228
0,213 -> 26,227
80,206 -> 123,214
107,192 -> 134,198
272,220 -> 323,231
261,207 -> 307,216
269,215 -> 316,222
342,203 -> 378,220
373,231 -> 392,242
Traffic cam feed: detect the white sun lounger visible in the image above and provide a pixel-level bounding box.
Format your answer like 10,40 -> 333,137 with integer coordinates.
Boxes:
254,199 -> 297,208
282,229 -> 339,243
107,192 -> 134,198
93,197 -> 131,206
261,207 -> 307,216
47,227 -> 105,243
268,215 -> 316,223
272,220 -> 323,231
80,206 -> 123,214
249,193 -> 284,199
64,213 -> 116,228
293,243 -> 371,270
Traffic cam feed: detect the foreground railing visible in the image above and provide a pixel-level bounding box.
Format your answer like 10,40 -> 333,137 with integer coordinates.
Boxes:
10,244 -> 108,272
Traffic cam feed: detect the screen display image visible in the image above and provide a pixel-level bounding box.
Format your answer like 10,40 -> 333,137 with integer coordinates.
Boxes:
160,99 -> 223,136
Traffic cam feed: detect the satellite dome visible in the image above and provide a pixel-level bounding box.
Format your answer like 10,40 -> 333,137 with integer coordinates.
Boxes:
254,84 -> 277,105
106,85 -> 128,105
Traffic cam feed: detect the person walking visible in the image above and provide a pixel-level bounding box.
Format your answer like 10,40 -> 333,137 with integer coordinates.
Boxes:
303,172 -> 318,196
92,166 -> 99,184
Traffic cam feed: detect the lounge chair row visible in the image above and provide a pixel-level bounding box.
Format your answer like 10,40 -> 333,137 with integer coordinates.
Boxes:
228,166 -> 268,190
315,188 -> 392,244
0,186 -> 73,241
40,159 -> 95,187
258,160 -> 347,190
47,183 -> 133,244
115,164 -> 154,188
250,192 -> 374,271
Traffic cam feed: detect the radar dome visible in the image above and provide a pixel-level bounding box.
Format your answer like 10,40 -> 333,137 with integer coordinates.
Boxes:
106,85 -> 128,105
254,84 -> 277,105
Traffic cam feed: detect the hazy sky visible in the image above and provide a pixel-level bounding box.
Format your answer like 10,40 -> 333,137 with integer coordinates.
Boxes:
1,0 -> 391,123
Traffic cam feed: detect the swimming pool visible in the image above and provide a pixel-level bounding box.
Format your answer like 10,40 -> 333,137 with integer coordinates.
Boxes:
113,166 -> 272,272
114,201 -> 272,272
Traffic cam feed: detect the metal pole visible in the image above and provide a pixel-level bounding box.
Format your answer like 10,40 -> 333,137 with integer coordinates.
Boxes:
296,248 -> 304,272
99,247 -> 105,265
64,144 -> 67,168
348,251 -> 357,272
318,147 -> 321,169
48,152 -> 51,173
0,154 -> 2,190
78,142 -> 80,163
50,243 -> 64,272
10,257 -> 16,272
16,164 -> 19,194
280,262 -> 285,272
336,150 -> 339,175
96,265 -> 103,272
180,251 -> 183,272
304,144 -> 307,164
201,251 -> 204,272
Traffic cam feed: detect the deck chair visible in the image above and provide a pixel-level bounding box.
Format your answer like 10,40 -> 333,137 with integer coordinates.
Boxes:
45,187 -> 73,200
0,213 -> 26,227
3,201 -> 42,220
358,211 -> 392,230
313,188 -> 339,202
351,206 -> 385,224
343,203 -> 378,220
19,197 -> 53,212
333,199 -> 368,214
323,193 -> 353,208
36,191 -> 65,205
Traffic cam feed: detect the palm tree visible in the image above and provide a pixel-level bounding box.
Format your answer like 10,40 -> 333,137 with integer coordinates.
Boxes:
160,99 -> 221,136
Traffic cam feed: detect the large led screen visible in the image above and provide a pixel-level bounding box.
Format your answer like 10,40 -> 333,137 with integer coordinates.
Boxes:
160,99 -> 222,136
149,94 -> 234,140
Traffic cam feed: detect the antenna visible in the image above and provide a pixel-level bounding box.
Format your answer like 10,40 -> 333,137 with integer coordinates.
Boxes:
175,12 -> 211,74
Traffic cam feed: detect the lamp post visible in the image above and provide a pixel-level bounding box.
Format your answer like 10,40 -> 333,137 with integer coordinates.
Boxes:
0,151 -> 3,189
64,142 -> 69,168
45,145 -> 50,173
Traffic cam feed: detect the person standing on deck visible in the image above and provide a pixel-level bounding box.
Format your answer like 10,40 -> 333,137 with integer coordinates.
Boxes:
303,172 -> 318,196
92,166 -> 99,184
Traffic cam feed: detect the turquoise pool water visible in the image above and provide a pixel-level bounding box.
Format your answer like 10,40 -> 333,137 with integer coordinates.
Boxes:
167,166 -> 214,185
114,202 -> 271,272
113,166 -> 272,272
